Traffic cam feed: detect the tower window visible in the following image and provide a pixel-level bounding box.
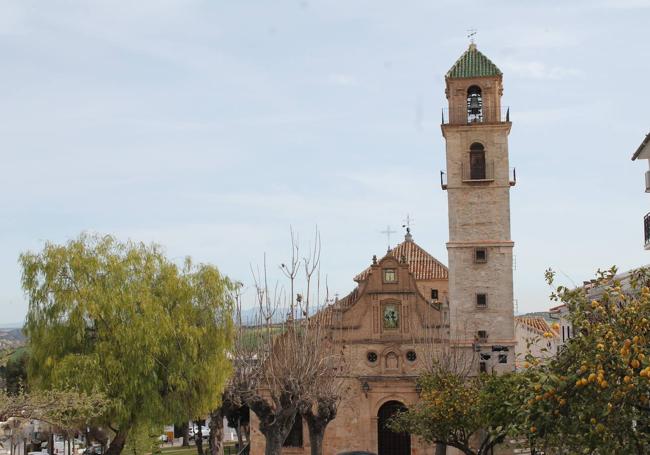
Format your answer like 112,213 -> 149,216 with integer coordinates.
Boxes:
367,351 -> 378,363
474,248 -> 487,263
383,268 -> 397,283
479,361 -> 487,373
431,289 -> 439,300
477,330 -> 488,341
406,351 -> 417,362
498,354 -> 508,364
467,85 -> 483,123
469,143 -> 486,180
476,293 -> 487,308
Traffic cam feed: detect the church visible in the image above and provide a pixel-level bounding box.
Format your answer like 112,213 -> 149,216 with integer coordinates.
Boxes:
249,43 -> 516,455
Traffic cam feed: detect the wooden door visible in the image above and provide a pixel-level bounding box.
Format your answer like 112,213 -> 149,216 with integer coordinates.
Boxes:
377,401 -> 410,455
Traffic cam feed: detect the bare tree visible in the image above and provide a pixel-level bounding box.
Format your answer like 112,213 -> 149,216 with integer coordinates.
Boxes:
297,333 -> 347,455
415,303 -> 477,378
237,230 -> 344,455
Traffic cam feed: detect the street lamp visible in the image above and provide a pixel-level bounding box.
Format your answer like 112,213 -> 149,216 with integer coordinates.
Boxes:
361,381 -> 370,398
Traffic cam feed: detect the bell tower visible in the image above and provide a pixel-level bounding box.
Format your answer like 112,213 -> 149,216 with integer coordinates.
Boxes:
441,44 -> 516,373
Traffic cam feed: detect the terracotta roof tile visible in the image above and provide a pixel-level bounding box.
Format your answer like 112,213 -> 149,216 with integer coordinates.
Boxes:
354,238 -> 448,282
516,316 -> 558,336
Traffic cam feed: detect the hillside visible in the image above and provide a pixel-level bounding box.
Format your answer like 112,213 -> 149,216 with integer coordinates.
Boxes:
0,327 -> 26,351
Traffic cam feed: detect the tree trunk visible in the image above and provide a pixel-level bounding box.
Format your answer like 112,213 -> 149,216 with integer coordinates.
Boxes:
196,424 -> 204,455
236,422 -> 243,452
307,425 -> 324,455
182,422 -> 190,447
208,409 -> 224,455
48,432 -> 55,455
302,399 -> 337,455
250,397 -> 296,454
304,413 -> 329,455
263,435 -> 284,455
105,428 -> 130,455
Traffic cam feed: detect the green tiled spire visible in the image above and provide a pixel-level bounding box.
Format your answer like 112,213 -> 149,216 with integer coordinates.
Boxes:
446,44 -> 502,79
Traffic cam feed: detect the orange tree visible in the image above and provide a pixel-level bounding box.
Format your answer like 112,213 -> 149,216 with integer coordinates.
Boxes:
519,267 -> 650,454
389,369 -> 524,455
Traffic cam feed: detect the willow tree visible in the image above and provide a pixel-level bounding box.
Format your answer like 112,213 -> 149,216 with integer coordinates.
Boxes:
1,389 -> 109,455
20,234 -> 234,455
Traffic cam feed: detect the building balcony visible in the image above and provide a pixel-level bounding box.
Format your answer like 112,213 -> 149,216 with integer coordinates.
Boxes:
644,212 -> 650,250
461,160 -> 494,182
440,165 -> 517,190
442,106 -> 510,125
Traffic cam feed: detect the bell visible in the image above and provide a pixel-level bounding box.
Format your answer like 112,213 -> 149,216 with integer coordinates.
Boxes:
468,96 -> 481,114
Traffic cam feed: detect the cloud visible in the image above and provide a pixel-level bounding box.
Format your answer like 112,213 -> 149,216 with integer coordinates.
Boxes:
597,0 -> 650,8
502,60 -> 582,80
326,73 -> 358,87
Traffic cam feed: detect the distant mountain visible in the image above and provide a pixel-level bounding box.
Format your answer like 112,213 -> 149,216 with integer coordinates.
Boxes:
0,322 -> 23,329
238,304 -> 321,326
0,327 -> 26,350
0,328 -> 25,341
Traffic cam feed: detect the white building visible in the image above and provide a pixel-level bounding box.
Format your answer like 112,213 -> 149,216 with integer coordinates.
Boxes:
631,133 -> 650,249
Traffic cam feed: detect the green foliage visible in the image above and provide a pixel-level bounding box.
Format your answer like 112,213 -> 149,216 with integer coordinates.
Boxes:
123,422 -> 162,455
389,370 -> 522,455
3,348 -> 28,395
519,267 -> 650,453
20,234 -> 235,438
0,389 -> 108,434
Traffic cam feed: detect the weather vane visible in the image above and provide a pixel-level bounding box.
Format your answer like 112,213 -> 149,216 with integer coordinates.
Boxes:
402,214 -> 414,234
380,225 -> 396,250
467,28 -> 477,44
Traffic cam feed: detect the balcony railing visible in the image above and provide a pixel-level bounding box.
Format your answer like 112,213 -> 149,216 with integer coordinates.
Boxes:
442,106 -> 510,125
462,160 -> 495,182
440,165 -> 517,190
644,213 -> 650,250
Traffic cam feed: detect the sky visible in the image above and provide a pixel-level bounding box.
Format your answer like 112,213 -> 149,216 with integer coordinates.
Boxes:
1,0 -> 650,325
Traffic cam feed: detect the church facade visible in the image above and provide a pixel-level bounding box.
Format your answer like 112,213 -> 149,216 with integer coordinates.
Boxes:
250,234 -> 450,455
249,43 -> 516,455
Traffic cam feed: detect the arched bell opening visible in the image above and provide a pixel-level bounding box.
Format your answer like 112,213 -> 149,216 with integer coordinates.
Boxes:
377,401 -> 410,455
467,85 -> 483,123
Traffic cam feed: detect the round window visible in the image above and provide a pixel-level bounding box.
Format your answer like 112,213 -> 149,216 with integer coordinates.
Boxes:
367,352 -> 378,363
406,351 -> 417,362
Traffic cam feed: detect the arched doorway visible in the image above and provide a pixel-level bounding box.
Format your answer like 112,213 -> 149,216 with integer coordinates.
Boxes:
377,401 -> 410,455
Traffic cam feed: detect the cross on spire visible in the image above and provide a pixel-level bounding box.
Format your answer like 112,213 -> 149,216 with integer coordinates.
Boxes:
380,225 -> 396,251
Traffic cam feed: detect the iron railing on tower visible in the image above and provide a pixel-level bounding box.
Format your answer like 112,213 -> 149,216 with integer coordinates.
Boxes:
440,165 -> 517,190
461,160 -> 495,182
442,106 -> 510,125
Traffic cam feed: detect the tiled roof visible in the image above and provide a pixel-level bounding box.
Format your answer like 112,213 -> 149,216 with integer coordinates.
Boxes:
446,44 -> 502,79
516,316 -> 558,336
335,288 -> 358,310
310,288 -> 358,326
354,237 -> 448,282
